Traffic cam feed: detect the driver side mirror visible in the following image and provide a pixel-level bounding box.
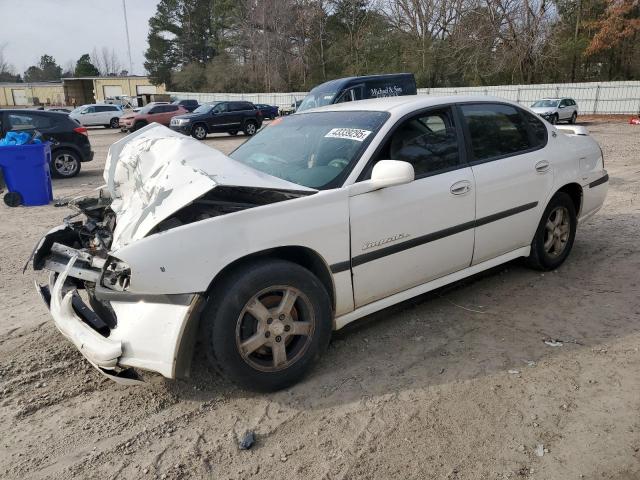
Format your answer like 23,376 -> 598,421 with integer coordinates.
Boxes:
349,160 -> 415,196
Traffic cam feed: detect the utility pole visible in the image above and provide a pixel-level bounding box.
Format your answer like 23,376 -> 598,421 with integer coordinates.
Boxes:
122,0 -> 134,75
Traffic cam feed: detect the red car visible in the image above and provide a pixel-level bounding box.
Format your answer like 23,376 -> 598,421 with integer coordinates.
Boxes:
119,103 -> 188,132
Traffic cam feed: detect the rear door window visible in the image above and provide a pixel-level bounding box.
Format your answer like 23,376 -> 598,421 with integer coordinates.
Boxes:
460,103 -> 532,162
8,113 -> 53,130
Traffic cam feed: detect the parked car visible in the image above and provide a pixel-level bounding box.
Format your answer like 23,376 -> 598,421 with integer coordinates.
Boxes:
47,107 -> 72,113
69,104 -> 124,129
1,109 -> 93,178
280,100 -> 302,116
297,73 -> 417,112
530,98 -> 578,124
131,101 -> 169,113
31,96 -> 608,391
255,103 -> 279,119
172,99 -> 199,112
119,103 -> 188,132
169,101 -> 263,139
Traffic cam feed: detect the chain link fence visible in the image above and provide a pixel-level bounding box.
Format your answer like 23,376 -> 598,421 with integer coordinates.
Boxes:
169,80 -> 640,114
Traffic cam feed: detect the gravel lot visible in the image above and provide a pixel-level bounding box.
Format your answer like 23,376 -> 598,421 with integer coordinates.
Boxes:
1,120 -> 639,480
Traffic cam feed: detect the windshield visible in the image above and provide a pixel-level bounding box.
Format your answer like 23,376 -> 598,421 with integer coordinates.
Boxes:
297,87 -> 338,112
70,106 -> 84,114
230,111 -> 389,189
532,100 -> 560,108
193,102 -> 217,114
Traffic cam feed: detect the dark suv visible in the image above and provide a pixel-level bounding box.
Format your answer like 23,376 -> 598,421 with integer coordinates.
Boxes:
0,109 -> 93,178
169,101 -> 263,140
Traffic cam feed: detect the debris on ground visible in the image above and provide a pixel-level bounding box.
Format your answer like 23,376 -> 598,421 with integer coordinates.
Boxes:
508,369 -> 520,374
544,340 -> 564,347
239,430 -> 256,450
534,444 -> 545,457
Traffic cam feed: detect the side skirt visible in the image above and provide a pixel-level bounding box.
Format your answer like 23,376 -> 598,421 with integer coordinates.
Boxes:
334,246 -> 531,330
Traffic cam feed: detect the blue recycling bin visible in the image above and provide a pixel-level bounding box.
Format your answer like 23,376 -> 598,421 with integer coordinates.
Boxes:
0,142 -> 53,207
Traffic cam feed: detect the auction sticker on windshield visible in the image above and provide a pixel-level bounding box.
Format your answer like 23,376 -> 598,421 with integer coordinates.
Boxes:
325,128 -> 372,142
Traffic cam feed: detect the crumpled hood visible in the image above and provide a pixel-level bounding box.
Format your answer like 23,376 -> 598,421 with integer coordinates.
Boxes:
104,123 -> 313,249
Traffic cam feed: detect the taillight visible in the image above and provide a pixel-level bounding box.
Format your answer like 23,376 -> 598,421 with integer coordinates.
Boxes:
73,126 -> 88,136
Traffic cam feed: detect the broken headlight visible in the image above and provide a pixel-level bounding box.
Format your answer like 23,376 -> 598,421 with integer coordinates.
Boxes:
101,257 -> 131,292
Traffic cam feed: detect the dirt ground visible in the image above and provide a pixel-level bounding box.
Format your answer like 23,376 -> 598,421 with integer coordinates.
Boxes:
1,121 -> 639,480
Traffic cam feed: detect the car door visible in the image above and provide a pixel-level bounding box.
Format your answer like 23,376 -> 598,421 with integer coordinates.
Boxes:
458,103 -> 553,265
95,105 -> 111,124
349,107 -> 476,307
557,99 -> 570,120
208,102 -> 234,131
80,106 -> 98,125
146,106 -> 164,124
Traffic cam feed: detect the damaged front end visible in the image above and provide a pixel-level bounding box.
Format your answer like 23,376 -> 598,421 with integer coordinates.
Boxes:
32,124 -> 315,383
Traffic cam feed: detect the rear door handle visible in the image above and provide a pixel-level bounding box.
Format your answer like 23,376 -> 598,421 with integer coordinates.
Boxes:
535,160 -> 550,173
450,180 -> 472,195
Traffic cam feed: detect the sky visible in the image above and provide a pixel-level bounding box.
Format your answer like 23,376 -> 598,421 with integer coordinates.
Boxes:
1,0 -> 161,76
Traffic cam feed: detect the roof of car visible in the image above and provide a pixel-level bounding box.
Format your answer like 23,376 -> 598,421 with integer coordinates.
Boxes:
299,94 -> 519,115
0,108 -> 71,117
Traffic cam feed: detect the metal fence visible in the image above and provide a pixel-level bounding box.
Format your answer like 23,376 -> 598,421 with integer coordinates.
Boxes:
169,80 -> 640,114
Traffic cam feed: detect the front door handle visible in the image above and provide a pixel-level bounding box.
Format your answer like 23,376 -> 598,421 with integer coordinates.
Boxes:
450,180 -> 472,195
535,160 -> 550,173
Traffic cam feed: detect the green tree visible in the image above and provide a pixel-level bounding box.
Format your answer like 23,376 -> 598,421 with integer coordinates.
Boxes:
144,0 -> 238,87
23,54 -> 62,82
74,53 -> 100,76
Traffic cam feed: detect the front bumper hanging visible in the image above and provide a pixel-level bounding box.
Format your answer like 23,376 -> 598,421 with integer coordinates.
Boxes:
36,256 -> 143,385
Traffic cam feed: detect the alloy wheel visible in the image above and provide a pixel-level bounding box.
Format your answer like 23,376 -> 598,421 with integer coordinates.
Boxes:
544,206 -> 570,258
53,153 -> 78,176
245,123 -> 256,135
194,126 -> 207,139
235,286 -> 315,372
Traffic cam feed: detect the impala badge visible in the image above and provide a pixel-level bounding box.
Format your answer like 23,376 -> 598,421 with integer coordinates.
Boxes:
362,233 -> 410,251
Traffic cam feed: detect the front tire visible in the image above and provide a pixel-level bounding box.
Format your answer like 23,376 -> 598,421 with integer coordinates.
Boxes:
109,117 -> 120,129
550,114 -> 558,125
192,124 -> 208,140
51,149 -> 81,178
228,130 -> 238,136
243,121 -> 257,136
526,192 -> 577,271
132,120 -> 147,132
201,259 -> 332,391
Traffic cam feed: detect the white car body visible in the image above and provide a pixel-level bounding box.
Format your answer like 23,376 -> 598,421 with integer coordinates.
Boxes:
70,104 -> 124,127
33,95 -> 608,384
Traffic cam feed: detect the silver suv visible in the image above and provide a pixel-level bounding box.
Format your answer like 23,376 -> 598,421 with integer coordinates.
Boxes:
530,98 -> 578,124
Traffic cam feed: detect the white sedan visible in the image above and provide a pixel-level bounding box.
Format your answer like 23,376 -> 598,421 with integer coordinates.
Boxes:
32,96 -> 608,391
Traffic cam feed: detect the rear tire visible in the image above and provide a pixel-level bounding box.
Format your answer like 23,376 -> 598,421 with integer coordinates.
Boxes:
201,259 -> 332,392
243,121 -> 257,136
569,112 -> 577,124
526,192 -> 577,271
192,123 -> 208,140
51,149 -> 81,178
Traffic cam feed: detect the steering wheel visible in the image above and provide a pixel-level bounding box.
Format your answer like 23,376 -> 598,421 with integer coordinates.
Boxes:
328,158 -> 348,169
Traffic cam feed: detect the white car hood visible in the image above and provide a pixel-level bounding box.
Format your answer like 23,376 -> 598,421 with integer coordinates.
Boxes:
530,107 -> 555,114
104,123 -> 313,249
